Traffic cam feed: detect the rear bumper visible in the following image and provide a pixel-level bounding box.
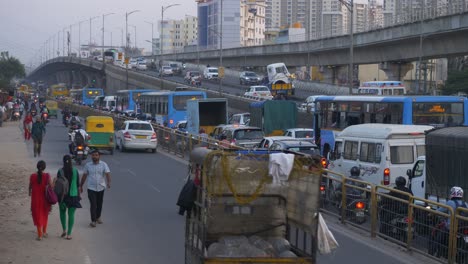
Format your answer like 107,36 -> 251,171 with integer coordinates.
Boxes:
123,141 -> 157,150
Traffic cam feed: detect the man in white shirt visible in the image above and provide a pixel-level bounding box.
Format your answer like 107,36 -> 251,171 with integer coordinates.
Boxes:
80,150 -> 111,227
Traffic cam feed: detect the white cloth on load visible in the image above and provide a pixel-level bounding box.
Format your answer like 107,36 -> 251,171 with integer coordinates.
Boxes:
317,213 -> 339,254
268,153 -> 295,185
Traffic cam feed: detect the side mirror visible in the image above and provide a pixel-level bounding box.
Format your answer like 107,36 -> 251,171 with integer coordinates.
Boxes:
406,169 -> 412,179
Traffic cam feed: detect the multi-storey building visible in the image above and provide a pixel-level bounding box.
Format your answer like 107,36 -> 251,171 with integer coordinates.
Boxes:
265,0 -> 281,32
159,16 -> 198,53
240,0 -> 266,46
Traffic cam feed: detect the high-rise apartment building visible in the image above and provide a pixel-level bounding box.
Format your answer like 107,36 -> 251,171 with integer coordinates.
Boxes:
321,0 -> 347,38
240,0 -> 266,46
265,0 -> 281,32
159,16 -> 198,53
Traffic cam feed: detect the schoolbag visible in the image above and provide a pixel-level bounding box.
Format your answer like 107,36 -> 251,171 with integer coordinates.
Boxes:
74,131 -> 85,145
54,169 -> 69,203
455,200 -> 468,217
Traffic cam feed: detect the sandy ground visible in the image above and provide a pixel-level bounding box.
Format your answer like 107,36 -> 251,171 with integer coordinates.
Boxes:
0,121 -> 88,264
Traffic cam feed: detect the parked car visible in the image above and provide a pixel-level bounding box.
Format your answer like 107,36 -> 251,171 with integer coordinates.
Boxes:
284,128 -> 315,143
228,113 -> 250,125
240,71 -> 262,85
160,66 -> 173,77
244,85 -> 273,99
136,61 -> 147,71
211,124 -> 244,140
115,120 -> 157,153
203,67 -> 219,80
269,140 -> 320,155
219,126 -> 264,149
184,71 -> 202,84
170,63 -> 182,75
257,136 -> 294,149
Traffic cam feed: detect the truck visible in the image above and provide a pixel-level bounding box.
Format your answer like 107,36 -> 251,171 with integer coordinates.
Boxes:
186,98 -> 228,135
407,127 -> 468,202
184,147 -> 322,263
249,100 -> 297,136
265,63 -> 295,97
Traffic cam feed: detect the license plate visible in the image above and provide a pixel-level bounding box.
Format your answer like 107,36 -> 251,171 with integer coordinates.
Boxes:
356,211 -> 365,217
321,190 -> 325,195
464,236 -> 468,243
136,135 -> 147,139
77,151 -> 83,154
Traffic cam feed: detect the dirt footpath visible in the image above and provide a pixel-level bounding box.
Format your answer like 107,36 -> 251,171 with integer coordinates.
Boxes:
0,121 -> 89,264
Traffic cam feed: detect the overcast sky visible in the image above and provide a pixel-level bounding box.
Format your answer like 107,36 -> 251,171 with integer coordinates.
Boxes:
0,0 -> 197,67
0,0 -> 378,68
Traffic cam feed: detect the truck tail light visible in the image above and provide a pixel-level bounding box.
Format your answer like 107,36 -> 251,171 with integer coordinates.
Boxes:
384,168 -> 390,185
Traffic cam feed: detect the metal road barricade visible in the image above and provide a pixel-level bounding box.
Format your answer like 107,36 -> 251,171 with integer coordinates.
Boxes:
451,207 -> 468,264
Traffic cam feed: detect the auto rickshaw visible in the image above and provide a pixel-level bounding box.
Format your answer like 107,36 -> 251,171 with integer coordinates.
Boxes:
86,116 -> 114,155
45,100 -> 59,118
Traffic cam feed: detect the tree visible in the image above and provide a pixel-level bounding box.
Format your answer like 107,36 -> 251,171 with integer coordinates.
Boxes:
443,69 -> 468,95
0,51 -> 26,88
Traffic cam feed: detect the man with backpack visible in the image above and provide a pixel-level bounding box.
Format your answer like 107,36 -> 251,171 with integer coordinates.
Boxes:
54,155 -> 81,240
437,186 -> 468,230
69,128 -> 88,156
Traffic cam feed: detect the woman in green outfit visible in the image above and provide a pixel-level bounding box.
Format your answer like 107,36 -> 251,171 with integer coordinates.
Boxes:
57,155 -> 82,240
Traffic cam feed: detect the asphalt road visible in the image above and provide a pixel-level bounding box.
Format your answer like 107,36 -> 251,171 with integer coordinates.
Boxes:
34,115 -> 437,264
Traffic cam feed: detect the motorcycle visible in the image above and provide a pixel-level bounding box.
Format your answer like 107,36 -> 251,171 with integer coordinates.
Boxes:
72,143 -> 88,165
334,186 -> 368,224
11,109 -> 20,121
191,76 -> 202,87
379,209 -> 414,243
63,113 -> 71,127
68,124 -> 80,140
41,112 -> 49,125
429,221 -> 468,262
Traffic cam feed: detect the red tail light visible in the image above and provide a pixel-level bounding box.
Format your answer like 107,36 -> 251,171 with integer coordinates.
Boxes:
355,201 -> 365,209
404,217 -> 413,224
124,132 -> 131,139
320,185 -> 326,192
384,168 -> 390,185
77,145 -> 84,150
151,132 -> 157,139
463,229 -> 468,235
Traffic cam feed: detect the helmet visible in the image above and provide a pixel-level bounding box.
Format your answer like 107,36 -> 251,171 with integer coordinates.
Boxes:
450,186 -> 464,199
395,176 -> 406,187
350,166 -> 360,177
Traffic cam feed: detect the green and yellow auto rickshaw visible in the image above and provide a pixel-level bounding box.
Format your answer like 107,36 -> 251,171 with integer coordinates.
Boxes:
86,116 -> 114,155
45,100 -> 59,118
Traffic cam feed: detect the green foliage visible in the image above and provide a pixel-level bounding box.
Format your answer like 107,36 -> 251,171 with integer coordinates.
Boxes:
443,69 -> 468,95
0,52 -> 25,88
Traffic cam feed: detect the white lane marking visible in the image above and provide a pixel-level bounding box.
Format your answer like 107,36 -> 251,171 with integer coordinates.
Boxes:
127,169 -> 136,176
84,254 -> 92,264
150,184 -> 161,193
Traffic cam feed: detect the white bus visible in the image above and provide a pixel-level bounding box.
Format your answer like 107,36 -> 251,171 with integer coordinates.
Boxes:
357,81 -> 406,96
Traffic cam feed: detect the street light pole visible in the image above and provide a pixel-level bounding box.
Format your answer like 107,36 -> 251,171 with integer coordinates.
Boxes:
89,16 -> 98,57
78,20 -> 86,58
339,0 -> 354,94
145,21 -> 155,57
218,0 -> 224,94
125,10 -> 140,90
102,13 -> 115,59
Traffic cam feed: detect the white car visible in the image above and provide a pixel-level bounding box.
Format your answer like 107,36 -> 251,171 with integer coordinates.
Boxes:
203,67 -> 219,80
284,128 -> 315,144
244,86 -> 273,99
115,120 -> 157,153
129,59 -> 138,69
160,66 -> 173,76
136,61 -> 147,71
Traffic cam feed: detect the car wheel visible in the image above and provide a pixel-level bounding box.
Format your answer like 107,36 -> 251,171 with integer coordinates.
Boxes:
152,148 -> 156,153
110,148 -> 114,155
120,140 -> 125,152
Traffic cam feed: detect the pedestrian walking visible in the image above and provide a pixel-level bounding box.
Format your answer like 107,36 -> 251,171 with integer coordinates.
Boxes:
0,103 -> 5,127
29,160 -> 53,241
57,155 -> 82,240
80,150 -> 111,227
23,112 -> 33,140
31,115 -> 46,157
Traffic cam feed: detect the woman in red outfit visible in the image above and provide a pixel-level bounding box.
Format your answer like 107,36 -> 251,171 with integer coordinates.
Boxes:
23,112 -> 33,140
29,160 -> 53,240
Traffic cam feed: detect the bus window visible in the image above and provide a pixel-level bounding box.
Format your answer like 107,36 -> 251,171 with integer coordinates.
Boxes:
413,102 -> 464,126
394,88 -> 405,95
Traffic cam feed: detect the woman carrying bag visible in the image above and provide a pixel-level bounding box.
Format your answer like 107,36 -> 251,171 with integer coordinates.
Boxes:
56,155 -> 82,240
29,160 -> 53,241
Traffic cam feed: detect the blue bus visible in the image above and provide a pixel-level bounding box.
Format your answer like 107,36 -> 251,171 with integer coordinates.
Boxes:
313,95 -> 468,156
82,88 -> 104,106
139,91 -> 207,126
115,89 -> 153,113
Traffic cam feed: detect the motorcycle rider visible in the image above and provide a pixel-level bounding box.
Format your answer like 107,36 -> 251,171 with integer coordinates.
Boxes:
69,112 -> 81,127
334,166 -> 366,204
69,125 -> 89,156
62,107 -> 71,126
379,176 -> 414,235
437,186 -> 468,230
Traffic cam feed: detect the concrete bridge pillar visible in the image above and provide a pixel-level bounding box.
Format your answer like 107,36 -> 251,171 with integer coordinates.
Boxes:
379,62 -> 413,81
321,65 -> 349,85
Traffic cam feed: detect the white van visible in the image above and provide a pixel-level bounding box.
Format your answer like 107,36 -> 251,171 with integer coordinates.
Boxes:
102,96 -> 116,111
328,124 -> 433,187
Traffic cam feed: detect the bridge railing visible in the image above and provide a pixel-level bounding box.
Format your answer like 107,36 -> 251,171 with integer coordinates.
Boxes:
56,100 -> 465,263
